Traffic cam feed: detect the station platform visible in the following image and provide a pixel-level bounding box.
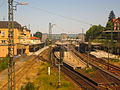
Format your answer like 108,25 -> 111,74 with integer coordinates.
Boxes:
55,51 -> 87,69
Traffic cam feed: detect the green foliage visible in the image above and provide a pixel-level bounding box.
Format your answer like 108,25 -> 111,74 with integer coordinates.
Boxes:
85,67 -> 95,73
108,10 -> 116,21
33,62 -> 77,90
105,10 -> 115,30
85,25 -> 105,41
21,82 -> 35,90
105,20 -> 114,30
0,57 -> 9,71
111,58 -> 120,62
33,31 -> 42,39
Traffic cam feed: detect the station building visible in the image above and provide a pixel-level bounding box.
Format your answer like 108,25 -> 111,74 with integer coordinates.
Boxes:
0,21 -> 31,57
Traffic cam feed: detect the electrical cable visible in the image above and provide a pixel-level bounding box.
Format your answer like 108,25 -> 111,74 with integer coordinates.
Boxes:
27,5 -> 92,26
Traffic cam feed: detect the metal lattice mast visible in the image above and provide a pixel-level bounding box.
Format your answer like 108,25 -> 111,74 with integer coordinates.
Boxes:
8,0 -> 16,90
49,23 -> 52,64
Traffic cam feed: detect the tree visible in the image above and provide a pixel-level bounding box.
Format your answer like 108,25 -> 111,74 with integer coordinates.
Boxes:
108,10 -> 116,21
106,20 -> 114,30
33,31 -> 42,39
85,25 -> 105,41
105,10 -> 115,30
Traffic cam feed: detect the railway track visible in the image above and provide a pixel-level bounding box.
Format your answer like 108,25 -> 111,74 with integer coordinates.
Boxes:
52,47 -> 101,90
83,53 -> 120,76
0,56 -> 37,90
70,47 -> 120,88
61,64 -> 99,90
33,46 -> 99,90
0,47 -> 50,90
70,45 -> 120,76
73,44 -> 120,77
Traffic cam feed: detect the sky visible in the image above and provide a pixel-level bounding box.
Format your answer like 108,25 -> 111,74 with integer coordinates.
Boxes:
0,0 -> 120,34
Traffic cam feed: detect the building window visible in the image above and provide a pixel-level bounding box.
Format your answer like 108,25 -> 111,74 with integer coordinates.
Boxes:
1,31 -> 5,37
10,40 -> 14,43
2,40 -> 6,44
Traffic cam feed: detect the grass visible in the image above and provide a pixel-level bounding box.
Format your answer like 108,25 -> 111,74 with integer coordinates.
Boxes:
84,67 -> 96,77
0,57 -> 9,71
21,62 -> 79,90
111,58 -> 120,62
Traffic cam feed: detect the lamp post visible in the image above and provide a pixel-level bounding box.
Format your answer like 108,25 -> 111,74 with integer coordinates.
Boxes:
8,0 -> 28,90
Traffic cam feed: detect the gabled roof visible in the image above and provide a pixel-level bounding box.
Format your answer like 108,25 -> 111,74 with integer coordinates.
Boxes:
0,21 -> 22,29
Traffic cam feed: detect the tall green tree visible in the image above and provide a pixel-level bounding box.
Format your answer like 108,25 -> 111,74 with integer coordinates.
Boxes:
105,10 -> 115,30
33,31 -> 42,39
108,10 -> 116,21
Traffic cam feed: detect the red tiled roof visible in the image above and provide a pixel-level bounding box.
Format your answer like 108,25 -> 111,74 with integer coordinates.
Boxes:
112,17 -> 120,22
30,37 -> 40,40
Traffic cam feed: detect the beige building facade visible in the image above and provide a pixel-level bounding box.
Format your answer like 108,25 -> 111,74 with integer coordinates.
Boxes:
0,21 -> 30,57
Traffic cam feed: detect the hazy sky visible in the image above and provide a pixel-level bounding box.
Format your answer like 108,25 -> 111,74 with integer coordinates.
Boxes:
0,0 -> 120,34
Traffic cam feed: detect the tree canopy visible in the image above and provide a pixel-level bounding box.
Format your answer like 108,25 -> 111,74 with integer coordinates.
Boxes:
33,31 -> 42,39
85,25 -> 105,41
105,20 -> 114,30
105,10 -> 115,30
108,10 -> 116,21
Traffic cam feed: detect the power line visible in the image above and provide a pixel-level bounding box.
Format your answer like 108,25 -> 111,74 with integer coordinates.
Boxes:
28,5 -> 92,25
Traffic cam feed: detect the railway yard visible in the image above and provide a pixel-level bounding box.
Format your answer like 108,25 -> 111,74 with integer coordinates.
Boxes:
1,0 -> 120,90
54,44 -> 120,89
0,44 -> 120,90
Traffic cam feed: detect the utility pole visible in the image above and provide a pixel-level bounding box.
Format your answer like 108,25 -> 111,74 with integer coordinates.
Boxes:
87,36 -> 91,68
49,23 -> 55,65
49,23 -> 53,65
8,0 -> 15,90
107,41 -> 110,70
8,1 -> 28,89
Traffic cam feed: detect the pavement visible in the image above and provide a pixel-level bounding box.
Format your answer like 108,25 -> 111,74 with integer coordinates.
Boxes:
90,50 -> 120,60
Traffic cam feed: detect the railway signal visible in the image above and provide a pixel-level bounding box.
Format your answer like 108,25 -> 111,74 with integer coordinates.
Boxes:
58,45 -> 64,87
59,46 -> 64,64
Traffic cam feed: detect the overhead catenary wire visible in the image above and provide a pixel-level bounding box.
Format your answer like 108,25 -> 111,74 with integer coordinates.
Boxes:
27,5 -> 92,26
